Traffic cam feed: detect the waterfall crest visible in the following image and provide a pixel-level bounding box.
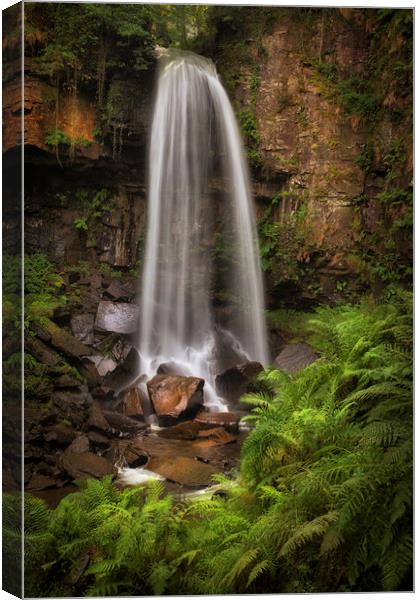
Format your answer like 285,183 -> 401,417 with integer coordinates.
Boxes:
138,49 -> 268,409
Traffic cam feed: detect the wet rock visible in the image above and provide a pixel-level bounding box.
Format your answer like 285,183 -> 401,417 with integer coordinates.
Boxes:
194,411 -> 247,433
215,361 -> 264,407
120,386 -> 146,418
148,456 -> 219,487
102,411 -> 147,435
65,434 -> 90,454
61,452 -> 113,480
103,347 -> 140,391
157,361 -> 185,376
275,343 -> 318,374
147,375 -> 204,424
94,300 -> 139,334
193,428 -> 237,448
70,314 -> 95,345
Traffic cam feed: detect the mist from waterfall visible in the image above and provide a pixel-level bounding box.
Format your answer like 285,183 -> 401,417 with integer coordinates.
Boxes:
138,49 -> 268,410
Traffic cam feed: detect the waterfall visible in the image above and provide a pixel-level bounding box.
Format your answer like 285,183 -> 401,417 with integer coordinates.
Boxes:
138,49 -> 268,410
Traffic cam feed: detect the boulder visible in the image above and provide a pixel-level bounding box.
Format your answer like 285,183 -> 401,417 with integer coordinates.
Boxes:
77,358 -> 101,388
65,434 -> 90,454
103,280 -> 133,302
215,361 -> 264,407
87,400 -> 110,433
52,389 -> 92,428
275,343 -> 318,374
88,355 -> 118,377
121,386 -> 145,418
88,430 -> 110,447
157,361 -> 186,376
103,347 -> 140,391
102,411 -> 147,435
44,424 -> 77,446
27,474 -> 59,491
91,386 -> 115,401
61,452 -> 113,480
25,337 -> 60,367
147,375 -> 204,423
35,319 -> 93,359
54,374 -> 81,388
148,456 -> 219,487
94,301 -> 139,334
70,314 -> 95,345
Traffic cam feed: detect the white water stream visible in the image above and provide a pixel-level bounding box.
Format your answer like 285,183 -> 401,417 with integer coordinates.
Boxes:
138,49 -> 268,410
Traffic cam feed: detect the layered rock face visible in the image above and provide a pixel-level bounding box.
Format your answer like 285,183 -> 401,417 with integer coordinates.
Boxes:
3,8 -> 412,294
214,8 -> 412,304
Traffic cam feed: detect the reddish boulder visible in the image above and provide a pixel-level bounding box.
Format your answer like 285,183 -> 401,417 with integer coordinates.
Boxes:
147,375 -> 204,424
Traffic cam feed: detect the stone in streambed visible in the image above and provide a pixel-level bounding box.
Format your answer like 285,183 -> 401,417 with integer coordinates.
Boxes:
148,456 -> 219,487
275,343 -> 318,374
60,452 -> 113,480
95,300 -> 139,334
147,374 -> 204,424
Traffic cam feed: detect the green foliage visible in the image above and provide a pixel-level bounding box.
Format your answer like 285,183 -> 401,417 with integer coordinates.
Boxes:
258,192 -> 311,285
15,295 -> 412,595
73,217 -> 88,231
22,253 -> 66,332
315,60 -> 381,120
355,144 -> 375,172
45,129 -> 71,147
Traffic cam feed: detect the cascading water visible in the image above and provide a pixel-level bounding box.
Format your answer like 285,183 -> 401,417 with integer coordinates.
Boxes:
138,48 -> 268,410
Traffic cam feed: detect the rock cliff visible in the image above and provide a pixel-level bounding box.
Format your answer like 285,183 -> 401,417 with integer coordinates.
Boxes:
3,7 -> 412,304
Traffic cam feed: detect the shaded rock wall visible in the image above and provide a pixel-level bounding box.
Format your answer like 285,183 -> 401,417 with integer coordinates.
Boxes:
3,8 -> 412,302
